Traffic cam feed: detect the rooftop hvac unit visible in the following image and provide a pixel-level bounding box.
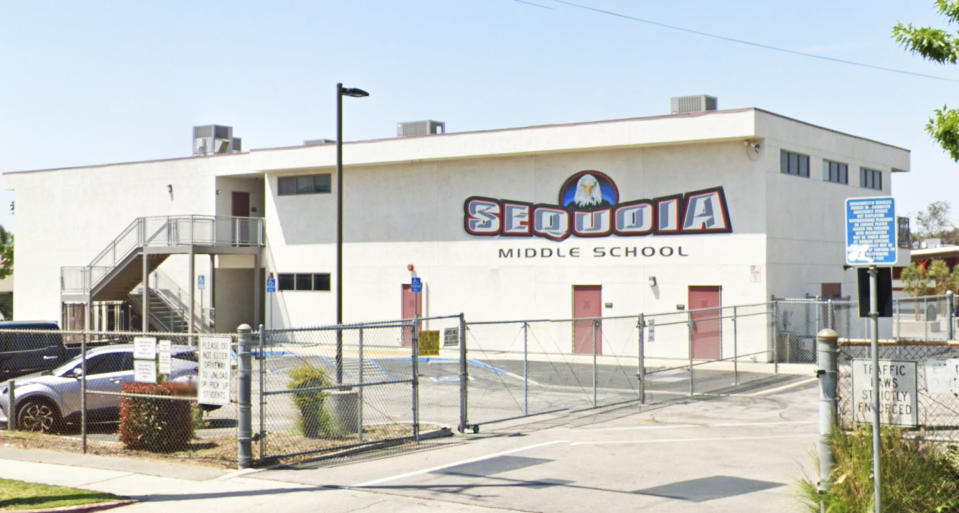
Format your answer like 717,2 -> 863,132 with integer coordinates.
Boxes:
193,124 -> 242,156
397,120 -> 445,137
670,95 -> 718,114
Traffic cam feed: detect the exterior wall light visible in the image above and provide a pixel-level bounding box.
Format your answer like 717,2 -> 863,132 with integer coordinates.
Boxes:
648,276 -> 657,288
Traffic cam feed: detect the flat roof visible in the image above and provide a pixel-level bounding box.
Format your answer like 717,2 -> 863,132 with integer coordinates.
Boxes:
4,107 -> 910,176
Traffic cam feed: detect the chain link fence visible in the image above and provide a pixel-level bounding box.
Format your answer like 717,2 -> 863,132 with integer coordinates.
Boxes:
256,317 -> 459,466
0,329 -> 238,464
837,341 -> 959,443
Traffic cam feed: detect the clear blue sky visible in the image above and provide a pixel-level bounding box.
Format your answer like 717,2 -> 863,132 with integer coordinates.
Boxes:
1,1 -> 956,234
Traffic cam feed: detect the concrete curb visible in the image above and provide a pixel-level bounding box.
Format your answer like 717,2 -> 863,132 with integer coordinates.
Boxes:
16,499 -> 138,513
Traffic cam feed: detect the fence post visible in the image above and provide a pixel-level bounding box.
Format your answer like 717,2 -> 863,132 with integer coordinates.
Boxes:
688,315 -> 694,397
816,328 -> 839,506
772,300 -> 779,373
593,319 -> 599,407
827,299 -> 834,330
948,291 -> 955,341
6,380 -> 14,431
458,313 -> 471,433
638,314 -> 646,404
81,331 -> 88,454
412,316 -> 420,442
523,321 -> 529,416
258,326 -> 265,462
358,327 -> 364,442
733,306 -> 739,386
237,324 -> 253,469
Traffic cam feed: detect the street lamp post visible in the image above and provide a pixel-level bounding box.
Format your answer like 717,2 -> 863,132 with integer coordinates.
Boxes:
336,82 -> 369,384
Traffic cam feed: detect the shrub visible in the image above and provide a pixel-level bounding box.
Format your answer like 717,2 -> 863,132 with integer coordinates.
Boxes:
287,363 -> 336,438
118,382 -> 196,452
800,426 -> 959,513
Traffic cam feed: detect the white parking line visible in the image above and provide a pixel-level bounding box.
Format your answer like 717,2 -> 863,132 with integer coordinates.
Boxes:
746,377 -> 817,396
581,420 -> 814,432
570,433 -> 816,446
352,440 -> 569,488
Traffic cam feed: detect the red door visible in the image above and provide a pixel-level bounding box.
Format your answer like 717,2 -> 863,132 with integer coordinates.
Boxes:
573,285 -> 602,354
688,286 -> 721,360
401,284 -> 422,347
232,192 -> 251,243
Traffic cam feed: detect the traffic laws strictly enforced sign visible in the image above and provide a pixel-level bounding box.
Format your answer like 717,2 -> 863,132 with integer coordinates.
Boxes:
852,359 -> 918,427
845,197 -> 897,266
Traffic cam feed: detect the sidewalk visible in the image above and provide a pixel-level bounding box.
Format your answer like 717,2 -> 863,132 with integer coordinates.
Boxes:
0,447 -> 509,513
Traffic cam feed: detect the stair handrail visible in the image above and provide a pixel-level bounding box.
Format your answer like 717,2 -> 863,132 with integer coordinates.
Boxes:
62,215 -> 265,295
148,270 -> 215,332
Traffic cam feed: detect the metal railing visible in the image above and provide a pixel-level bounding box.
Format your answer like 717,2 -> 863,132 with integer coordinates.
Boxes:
61,215 -> 264,296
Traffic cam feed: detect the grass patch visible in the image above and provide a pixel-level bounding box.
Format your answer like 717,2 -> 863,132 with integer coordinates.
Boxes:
0,478 -> 122,511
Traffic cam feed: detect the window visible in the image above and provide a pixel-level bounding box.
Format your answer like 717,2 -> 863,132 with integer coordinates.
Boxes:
780,150 -> 809,177
822,159 -> 848,184
860,167 -> 882,190
276,273 -> 331,291
277,174 -> 332,196
86,353 -> 132,375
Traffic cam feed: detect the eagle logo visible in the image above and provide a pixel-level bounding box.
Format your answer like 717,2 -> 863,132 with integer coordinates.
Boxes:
560,170 -> 618,210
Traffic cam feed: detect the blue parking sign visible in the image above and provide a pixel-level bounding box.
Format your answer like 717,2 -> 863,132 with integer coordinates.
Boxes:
411,277 -> 422,293
266,277 -> 276,293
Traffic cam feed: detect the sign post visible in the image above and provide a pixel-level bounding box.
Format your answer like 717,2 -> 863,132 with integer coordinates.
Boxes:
845,196 -> 897,513
266,273 -> 276,330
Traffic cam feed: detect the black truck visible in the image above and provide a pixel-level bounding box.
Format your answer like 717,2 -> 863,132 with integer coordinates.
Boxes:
0,321 -> 76,380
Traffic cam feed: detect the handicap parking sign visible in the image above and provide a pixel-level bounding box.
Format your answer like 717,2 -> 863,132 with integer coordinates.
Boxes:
411,277 -> 422,293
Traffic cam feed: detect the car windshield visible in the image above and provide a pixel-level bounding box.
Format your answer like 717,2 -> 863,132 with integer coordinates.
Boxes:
47,354 -> 84,376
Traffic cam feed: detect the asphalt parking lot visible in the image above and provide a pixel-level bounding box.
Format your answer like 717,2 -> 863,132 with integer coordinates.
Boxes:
252,374 -> 819,513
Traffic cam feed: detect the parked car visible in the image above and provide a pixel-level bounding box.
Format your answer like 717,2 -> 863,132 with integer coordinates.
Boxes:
0,344 -> 200,433
0,321 -> 72,381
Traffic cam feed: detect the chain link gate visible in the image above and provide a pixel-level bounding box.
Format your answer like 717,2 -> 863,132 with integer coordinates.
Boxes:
254,318 -> 460,466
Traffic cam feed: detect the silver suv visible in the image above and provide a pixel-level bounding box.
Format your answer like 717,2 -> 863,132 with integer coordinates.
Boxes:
0,344 -> 199,432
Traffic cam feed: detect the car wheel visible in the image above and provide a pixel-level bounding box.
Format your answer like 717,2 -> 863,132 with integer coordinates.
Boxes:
16,399 -> 61,433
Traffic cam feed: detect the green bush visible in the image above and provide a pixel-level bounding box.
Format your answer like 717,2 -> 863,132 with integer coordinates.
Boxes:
287,363 -> 336,438
801,426 -> 959,513
118,382 -> 196,452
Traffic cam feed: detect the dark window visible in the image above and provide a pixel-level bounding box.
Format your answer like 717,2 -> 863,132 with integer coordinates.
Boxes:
295,274 -> 313,290
277,273 -> 295,291
87,353 -> 131,375
860,167 -> 882,190
277,174 -> 332,196
313,174 -> 331,193
296,176 -> 313,194
780,150 -> 810,178
822,159 -> 848,184
275,272 -> 331,292
277,177 -> 296,195
313,273 -> 331,291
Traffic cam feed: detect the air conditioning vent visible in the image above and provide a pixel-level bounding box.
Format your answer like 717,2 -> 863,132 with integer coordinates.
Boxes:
397,120 -> 445,137
670,95 -> 718,114
193,124 -> 242,156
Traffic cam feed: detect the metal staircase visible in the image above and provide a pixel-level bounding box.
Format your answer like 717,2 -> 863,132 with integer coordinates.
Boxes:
61,215 -> 263,332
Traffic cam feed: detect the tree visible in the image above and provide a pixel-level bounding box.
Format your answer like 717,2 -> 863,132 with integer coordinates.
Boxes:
929,259 -> 951,293
912,201 -> 959,246
893,1 -> 959,161
901,262 -> 930,297
0,225 -> 12,280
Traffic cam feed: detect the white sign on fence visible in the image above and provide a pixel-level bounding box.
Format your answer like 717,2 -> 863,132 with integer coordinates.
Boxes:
133,336 -> 157,360
198,336 -> 232,406
925,358 -> 959,395
852,359 -> 918,427
157,339 -> 172,375
134,360 -> 157,384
